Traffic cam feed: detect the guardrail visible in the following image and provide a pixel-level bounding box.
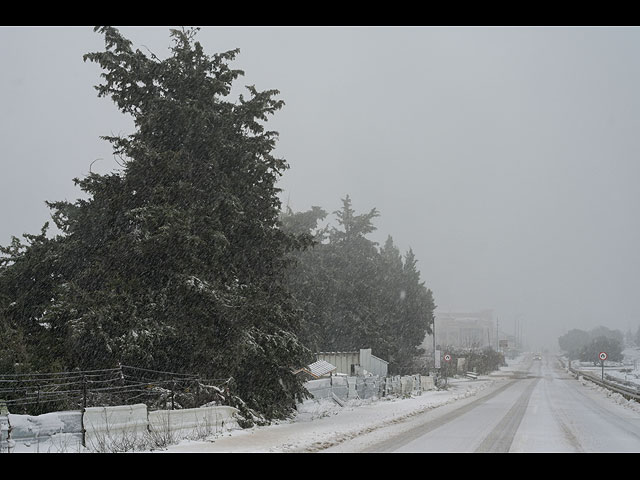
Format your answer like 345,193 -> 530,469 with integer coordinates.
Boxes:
560,358 -> 640,402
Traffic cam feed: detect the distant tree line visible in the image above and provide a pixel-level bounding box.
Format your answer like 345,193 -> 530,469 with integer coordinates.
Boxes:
634,326 -> 640,348
0,27 -> 436,420
557,326 -> 625,364
435,347 -> 505,377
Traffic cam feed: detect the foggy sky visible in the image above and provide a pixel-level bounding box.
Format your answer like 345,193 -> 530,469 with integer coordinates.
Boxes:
2,26 -> 640,351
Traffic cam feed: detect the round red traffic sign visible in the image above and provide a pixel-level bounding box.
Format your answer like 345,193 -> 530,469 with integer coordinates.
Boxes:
444,354 -> 452,362
599,352 -> 608,361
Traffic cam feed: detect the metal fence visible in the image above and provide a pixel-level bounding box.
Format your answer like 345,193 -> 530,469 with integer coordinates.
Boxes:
0,364 -> 240,453
0,365 -> 233,416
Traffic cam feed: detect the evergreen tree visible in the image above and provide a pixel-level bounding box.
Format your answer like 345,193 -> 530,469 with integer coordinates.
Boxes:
558,329 -> 591,360
0,224 -> 66,373
377,238 -> 435,374
324,196 -> 381,350
0,27 -> 314,420
579,336 -> 623,364
282,197 -> 435,373
281,197 -> 381,352
279,205 -> 328,351
376,236 -> 406,362
588,326 -> 624,345
394,248 -> 436,373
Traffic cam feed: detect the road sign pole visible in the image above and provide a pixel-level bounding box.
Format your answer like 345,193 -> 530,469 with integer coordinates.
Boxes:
443,354 -> 451,380
599,352 -> 608,380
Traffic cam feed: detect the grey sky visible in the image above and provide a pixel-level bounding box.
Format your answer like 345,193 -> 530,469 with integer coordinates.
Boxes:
2,26 -> 640,351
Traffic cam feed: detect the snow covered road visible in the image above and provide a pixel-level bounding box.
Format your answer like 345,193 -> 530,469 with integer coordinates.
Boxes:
355,355 -> 640,452
160,354 -> 640,453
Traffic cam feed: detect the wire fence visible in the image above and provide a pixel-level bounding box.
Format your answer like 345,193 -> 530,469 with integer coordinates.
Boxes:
0,365 -> 235,416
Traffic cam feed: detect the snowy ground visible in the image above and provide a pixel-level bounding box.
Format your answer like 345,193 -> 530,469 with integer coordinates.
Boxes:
156,380 -> 496,453
6,351 -> 639,453
570,347 -> 640,387
152,356 -> 531,453
153,351 -> 640,453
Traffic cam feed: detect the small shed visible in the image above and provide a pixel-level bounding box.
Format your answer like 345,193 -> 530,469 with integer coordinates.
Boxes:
316,349 -> 388,378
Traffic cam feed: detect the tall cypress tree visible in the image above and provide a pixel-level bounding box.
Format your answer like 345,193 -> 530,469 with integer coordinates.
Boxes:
282,199 -> 436,374
0,27 -> 314,420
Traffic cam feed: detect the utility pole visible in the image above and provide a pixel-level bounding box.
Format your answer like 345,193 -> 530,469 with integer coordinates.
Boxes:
432,314 -> 436,355
433,315 -> 439,370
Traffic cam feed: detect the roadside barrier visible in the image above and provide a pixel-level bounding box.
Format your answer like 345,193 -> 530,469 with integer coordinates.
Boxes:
561,358 -> 640,402
1,403 -> 239,453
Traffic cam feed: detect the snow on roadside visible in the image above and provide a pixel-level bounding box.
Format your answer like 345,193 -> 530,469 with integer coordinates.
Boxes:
156,377 -> 500,453
154,357 -> 533,453
577,375 -> 640,415
151,352 -> 640,453
8,353 -> 637,453
567,347 -> 640,415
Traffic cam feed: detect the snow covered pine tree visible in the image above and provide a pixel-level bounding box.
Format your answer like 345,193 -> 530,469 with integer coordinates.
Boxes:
0,27 -> 314,421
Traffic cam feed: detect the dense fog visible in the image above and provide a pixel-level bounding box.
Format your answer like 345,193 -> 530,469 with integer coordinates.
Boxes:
2,26 -> 640,352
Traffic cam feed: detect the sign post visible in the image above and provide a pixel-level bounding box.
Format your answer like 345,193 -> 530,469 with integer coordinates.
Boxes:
599,351 -> 608,380
442,353 -> 451,385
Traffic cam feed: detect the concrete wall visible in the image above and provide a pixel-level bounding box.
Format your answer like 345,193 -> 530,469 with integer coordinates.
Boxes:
1,403 -> 240,453
148,405 -> 239,438
4,410 -> 83,453
84,404 -> 149,451
0,415 -> 8,452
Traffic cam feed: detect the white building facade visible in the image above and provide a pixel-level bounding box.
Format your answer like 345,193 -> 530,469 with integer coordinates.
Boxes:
422,310 -> 495,350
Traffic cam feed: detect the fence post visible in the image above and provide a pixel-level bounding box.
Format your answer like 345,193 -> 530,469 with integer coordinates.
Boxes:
118,363 -> 125,388
81,375 -> 87,449
82,375 -> 87,410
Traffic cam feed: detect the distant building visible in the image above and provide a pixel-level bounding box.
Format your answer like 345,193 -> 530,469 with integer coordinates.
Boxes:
422,310 -> 495,350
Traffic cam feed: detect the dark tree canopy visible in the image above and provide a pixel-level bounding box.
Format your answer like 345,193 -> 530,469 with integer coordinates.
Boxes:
0,27 -> 439,421
282,196 -> 436,374
0,26 -> 314,420
558,326 -> 625,364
